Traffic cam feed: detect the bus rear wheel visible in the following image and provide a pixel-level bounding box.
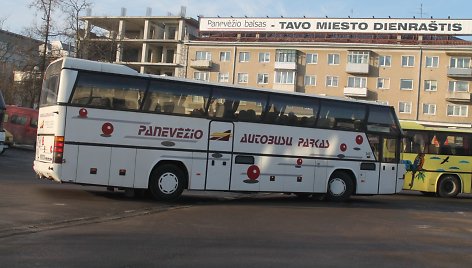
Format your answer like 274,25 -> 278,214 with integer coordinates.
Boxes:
149,164 -> 186,201
327,171 -> 354,202
437,175 -> 460,198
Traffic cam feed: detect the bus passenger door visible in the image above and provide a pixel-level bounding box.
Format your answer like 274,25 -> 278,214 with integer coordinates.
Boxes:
205,121 -> 234,190
379,137 -> 400,194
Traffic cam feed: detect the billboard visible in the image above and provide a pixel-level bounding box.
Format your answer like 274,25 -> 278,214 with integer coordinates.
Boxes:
199,17 -> 472,35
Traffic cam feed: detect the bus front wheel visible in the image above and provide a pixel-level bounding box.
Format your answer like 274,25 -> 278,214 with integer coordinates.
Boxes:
149,164 -> 186,201
437,175 -> 460,198
327,171 -> 354,202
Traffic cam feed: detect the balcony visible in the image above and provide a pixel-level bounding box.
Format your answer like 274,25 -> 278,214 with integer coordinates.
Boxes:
447,67 -> 472,78
190,59 -> 212,69
274,61 -> 297,70
344,87 -> 368,97
446,91 -> 471,102
346,63 -> 369,74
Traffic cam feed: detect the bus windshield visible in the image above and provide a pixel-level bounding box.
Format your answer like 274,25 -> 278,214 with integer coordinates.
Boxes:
40,59 -> 62,108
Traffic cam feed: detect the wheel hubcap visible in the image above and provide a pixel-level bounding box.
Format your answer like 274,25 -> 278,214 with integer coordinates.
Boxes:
329,178 -> 346,196
158,172 -> 179,194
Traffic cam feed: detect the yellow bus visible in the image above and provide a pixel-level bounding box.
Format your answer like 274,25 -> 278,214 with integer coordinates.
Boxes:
401,121 -> 472,197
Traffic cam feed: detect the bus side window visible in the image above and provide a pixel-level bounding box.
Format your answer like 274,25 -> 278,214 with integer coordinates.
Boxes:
210,88 -> 266,122
367,106 -> 399,135
71,72 -> 146,111
383,138 -> 398,163
412,134 -> 425,153
317,100 -> 366,131
267,95 -> 318,127
144,80 -> 210,116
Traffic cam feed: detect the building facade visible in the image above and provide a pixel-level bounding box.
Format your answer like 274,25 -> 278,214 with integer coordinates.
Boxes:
81,16 -> 472,127
81,16 -> 199,76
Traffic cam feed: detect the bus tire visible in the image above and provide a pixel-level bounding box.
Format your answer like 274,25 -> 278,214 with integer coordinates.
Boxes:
437,175 -> 460,198
327,171 -> 354,202
149,164 -> 186,201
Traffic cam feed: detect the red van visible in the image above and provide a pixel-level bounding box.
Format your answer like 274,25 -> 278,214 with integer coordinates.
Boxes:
3,105 -> 38,146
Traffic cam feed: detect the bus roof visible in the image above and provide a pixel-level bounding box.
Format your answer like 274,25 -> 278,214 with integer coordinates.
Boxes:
400,120 -> 472,134
57,57 -> 139,76
54,57 -> 391,108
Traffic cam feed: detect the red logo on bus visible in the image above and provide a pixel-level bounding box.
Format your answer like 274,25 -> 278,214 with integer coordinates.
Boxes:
101,122 -> 114,137
356,135 -> 364,145
79,108 -> 88,118
244,165 -> 260,184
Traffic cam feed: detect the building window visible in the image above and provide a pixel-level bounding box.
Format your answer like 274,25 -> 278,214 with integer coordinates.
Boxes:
377,78 -> 390,89
347,76 -> 367,88
196,51 -> 211,60
275,70 -> 295,84
306,53 -> 318,64
400,79 -> 414,90
276,50 -> 297,62
326,76 -> 339,87
220,51 -> 230,62
401,55 -> 415,67
304,75 -> 316,86
425,56 -> 439,68
447,104 -> 468,117
399,102 -> 412,114
448,80 -> 469,92
257,73 -> 269,84
194,72 -> 209,82
328,54 -> 340,65
450,57 -> 470,68
258,52 -> 270,63
237,73 -> 248,83
424,80 -> 438,91
423,103 -> 436,115
218,72 -> 229,83
379,55 -> 391,67
348,51 -> 369,64
239,52 -> 250,62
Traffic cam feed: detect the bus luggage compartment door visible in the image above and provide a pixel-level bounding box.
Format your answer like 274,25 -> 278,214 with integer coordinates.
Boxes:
379,163 -> 398,194
76,145 -> 111,186
205,121 -> 234,190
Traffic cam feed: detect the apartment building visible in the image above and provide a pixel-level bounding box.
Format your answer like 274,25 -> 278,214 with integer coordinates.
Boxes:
187,17 -> 472,127
80,16 -> 472,127
81,15 -> 199,76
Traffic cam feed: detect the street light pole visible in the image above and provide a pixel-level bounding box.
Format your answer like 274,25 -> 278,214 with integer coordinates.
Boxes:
32,66 -> 40,109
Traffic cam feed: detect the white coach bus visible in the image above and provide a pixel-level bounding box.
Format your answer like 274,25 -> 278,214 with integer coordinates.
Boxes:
34,57 -> 405,201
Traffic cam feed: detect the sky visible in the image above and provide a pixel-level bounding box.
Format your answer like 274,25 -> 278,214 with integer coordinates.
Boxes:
1,0 -> 471,36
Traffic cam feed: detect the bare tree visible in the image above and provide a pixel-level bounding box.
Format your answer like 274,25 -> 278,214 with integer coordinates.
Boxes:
61,0 -> 92,58
29,0 -> 62,107
29,0 -> 62,70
